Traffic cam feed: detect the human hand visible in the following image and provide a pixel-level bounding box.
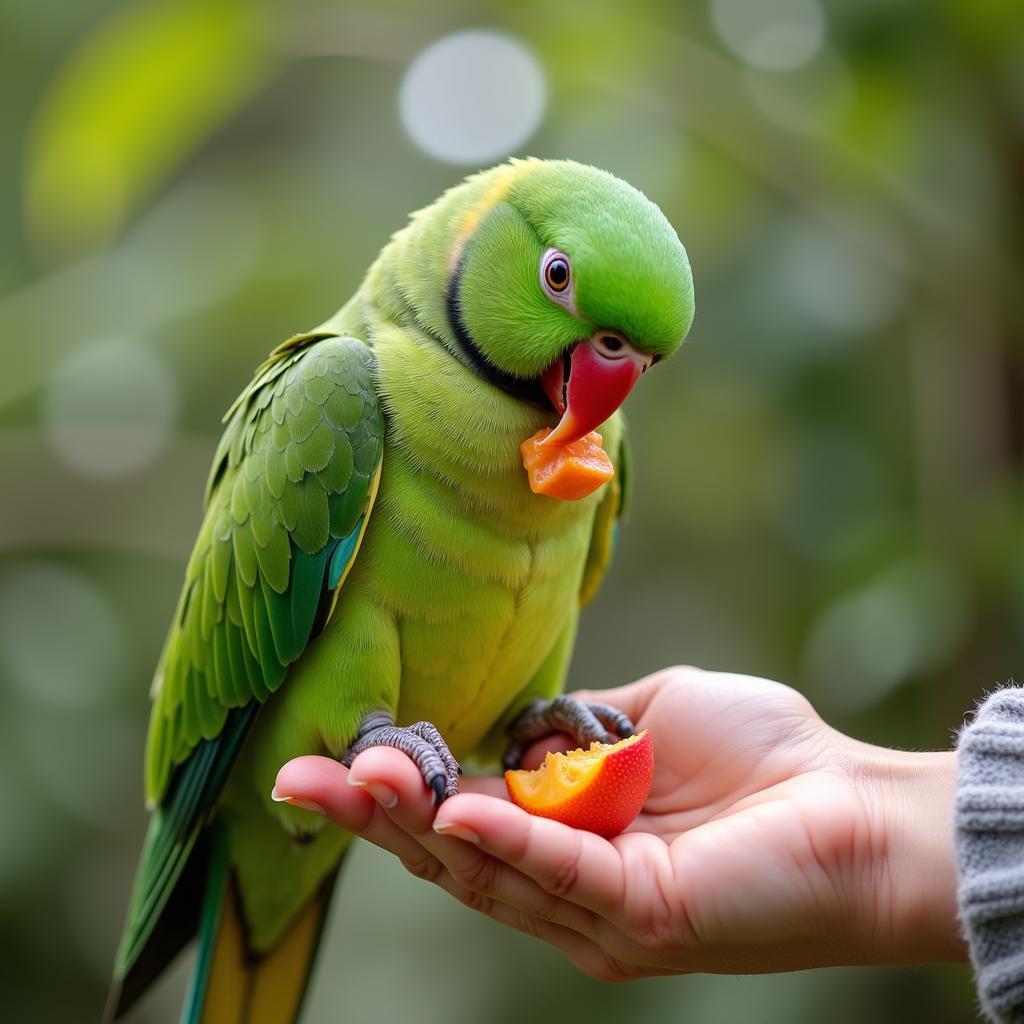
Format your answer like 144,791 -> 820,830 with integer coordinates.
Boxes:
273,667 -> 964,980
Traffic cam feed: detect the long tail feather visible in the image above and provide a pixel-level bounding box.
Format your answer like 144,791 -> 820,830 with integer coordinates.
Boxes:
106,707 -> 260,1022
104,832 -> 210,1022
183,853 -> 338,1024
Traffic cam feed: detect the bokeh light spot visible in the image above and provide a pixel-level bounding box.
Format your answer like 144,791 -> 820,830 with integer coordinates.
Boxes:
44,338 -> 179,478
0,561 -> 128,710
712,0 -> 825,72
399,30 -> 546,165
776,216 -> 907,337
746,50 -> 853,133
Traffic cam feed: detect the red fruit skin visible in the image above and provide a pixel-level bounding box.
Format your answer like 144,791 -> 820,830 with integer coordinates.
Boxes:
505,731 -> 655,839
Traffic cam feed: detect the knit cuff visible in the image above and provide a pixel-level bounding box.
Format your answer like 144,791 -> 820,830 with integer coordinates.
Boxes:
957,686 -> 1024,1023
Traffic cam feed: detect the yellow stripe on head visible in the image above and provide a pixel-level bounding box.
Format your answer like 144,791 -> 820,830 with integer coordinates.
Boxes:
448,159 -> 534,272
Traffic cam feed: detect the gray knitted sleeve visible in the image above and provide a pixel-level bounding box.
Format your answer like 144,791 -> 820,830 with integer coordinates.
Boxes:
957,687 -> 1024,1022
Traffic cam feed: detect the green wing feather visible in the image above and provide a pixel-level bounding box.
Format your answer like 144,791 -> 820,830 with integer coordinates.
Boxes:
145,332 -> 385,804
579,423 -> 631,607
113,333 -> 384,991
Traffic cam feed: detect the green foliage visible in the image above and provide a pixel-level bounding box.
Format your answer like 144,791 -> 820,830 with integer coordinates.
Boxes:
25,0 -> 272,257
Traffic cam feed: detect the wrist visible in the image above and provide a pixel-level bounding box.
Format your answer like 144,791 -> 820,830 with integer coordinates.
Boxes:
845,741 -> 965,964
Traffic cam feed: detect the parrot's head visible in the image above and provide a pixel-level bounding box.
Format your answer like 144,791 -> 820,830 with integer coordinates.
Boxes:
447,158 -> 694,444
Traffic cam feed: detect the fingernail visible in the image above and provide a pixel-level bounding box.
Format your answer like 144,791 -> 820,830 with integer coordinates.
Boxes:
433,822 -> 480,844
270,788 -> 325,816
348,777 -> 399,809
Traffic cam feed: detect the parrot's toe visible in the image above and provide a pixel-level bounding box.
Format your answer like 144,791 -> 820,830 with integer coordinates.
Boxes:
502,695 -> 636,771
342,712 -> 460,804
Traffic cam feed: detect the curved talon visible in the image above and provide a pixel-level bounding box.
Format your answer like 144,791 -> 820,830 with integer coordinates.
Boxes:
409,721 -> 461,798
429,776 -> 447,806
502,695 -> 638,771
502,744 -> 530,773
342,711 -> 461,804
588,700 -> 636,740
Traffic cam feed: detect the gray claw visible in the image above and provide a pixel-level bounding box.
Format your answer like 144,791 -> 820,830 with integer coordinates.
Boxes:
502,695 -> 637,771
409,721 -> 461,798
342,712 -> 461,803
429,775 -> 447,806
587,700 -> 636,740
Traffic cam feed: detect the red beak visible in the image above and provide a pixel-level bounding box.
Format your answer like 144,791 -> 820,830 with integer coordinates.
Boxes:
539,333 -> 650,446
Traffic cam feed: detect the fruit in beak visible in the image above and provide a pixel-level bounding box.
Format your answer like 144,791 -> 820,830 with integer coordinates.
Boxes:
538,331 -> 652,447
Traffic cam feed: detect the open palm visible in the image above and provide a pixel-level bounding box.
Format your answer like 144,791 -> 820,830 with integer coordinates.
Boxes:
274,667 -> 961,979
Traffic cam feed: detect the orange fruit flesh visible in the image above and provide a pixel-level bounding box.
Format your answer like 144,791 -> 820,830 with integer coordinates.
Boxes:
520,428 -> 614,500
505,731 -> 654,838
511,740 -> 619,807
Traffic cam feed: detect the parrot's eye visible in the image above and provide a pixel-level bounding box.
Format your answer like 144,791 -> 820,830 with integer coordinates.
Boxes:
540,249 -> 572,298
540,248 -> 579,317
545,256 -> 570,292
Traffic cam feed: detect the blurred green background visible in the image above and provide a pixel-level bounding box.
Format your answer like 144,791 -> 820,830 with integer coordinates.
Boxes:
2,0 -> 1021,1020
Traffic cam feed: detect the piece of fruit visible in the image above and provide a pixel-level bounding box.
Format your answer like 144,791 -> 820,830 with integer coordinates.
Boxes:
504,730 -> 654,838
520,428 -> 614,500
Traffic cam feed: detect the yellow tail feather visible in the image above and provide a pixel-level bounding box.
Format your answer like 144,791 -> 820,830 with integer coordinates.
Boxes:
200,882 -> 327,1024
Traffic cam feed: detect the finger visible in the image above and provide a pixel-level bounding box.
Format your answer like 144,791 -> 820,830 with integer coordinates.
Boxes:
429,839 -> 602,939
278,757 -> 635,981
274,755 -> 375,830
426,865 -> 631,984
452,775 -> 508,798
347,753 -> 612,937
347,745 -> 443,830
432,793 -> 626,918
423,820 -> 603,937
274,755 -> 441,871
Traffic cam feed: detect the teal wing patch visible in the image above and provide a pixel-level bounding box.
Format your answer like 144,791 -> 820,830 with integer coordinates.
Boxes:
579,425 -> 631,607
145,332 -> 385,804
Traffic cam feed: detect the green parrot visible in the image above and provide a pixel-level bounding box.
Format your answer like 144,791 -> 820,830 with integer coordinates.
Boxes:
105,158 -> 694,1024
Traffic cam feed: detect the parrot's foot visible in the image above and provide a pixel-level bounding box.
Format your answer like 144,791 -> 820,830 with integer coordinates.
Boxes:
342,712 -> 461,805
502,695 -> 636,771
